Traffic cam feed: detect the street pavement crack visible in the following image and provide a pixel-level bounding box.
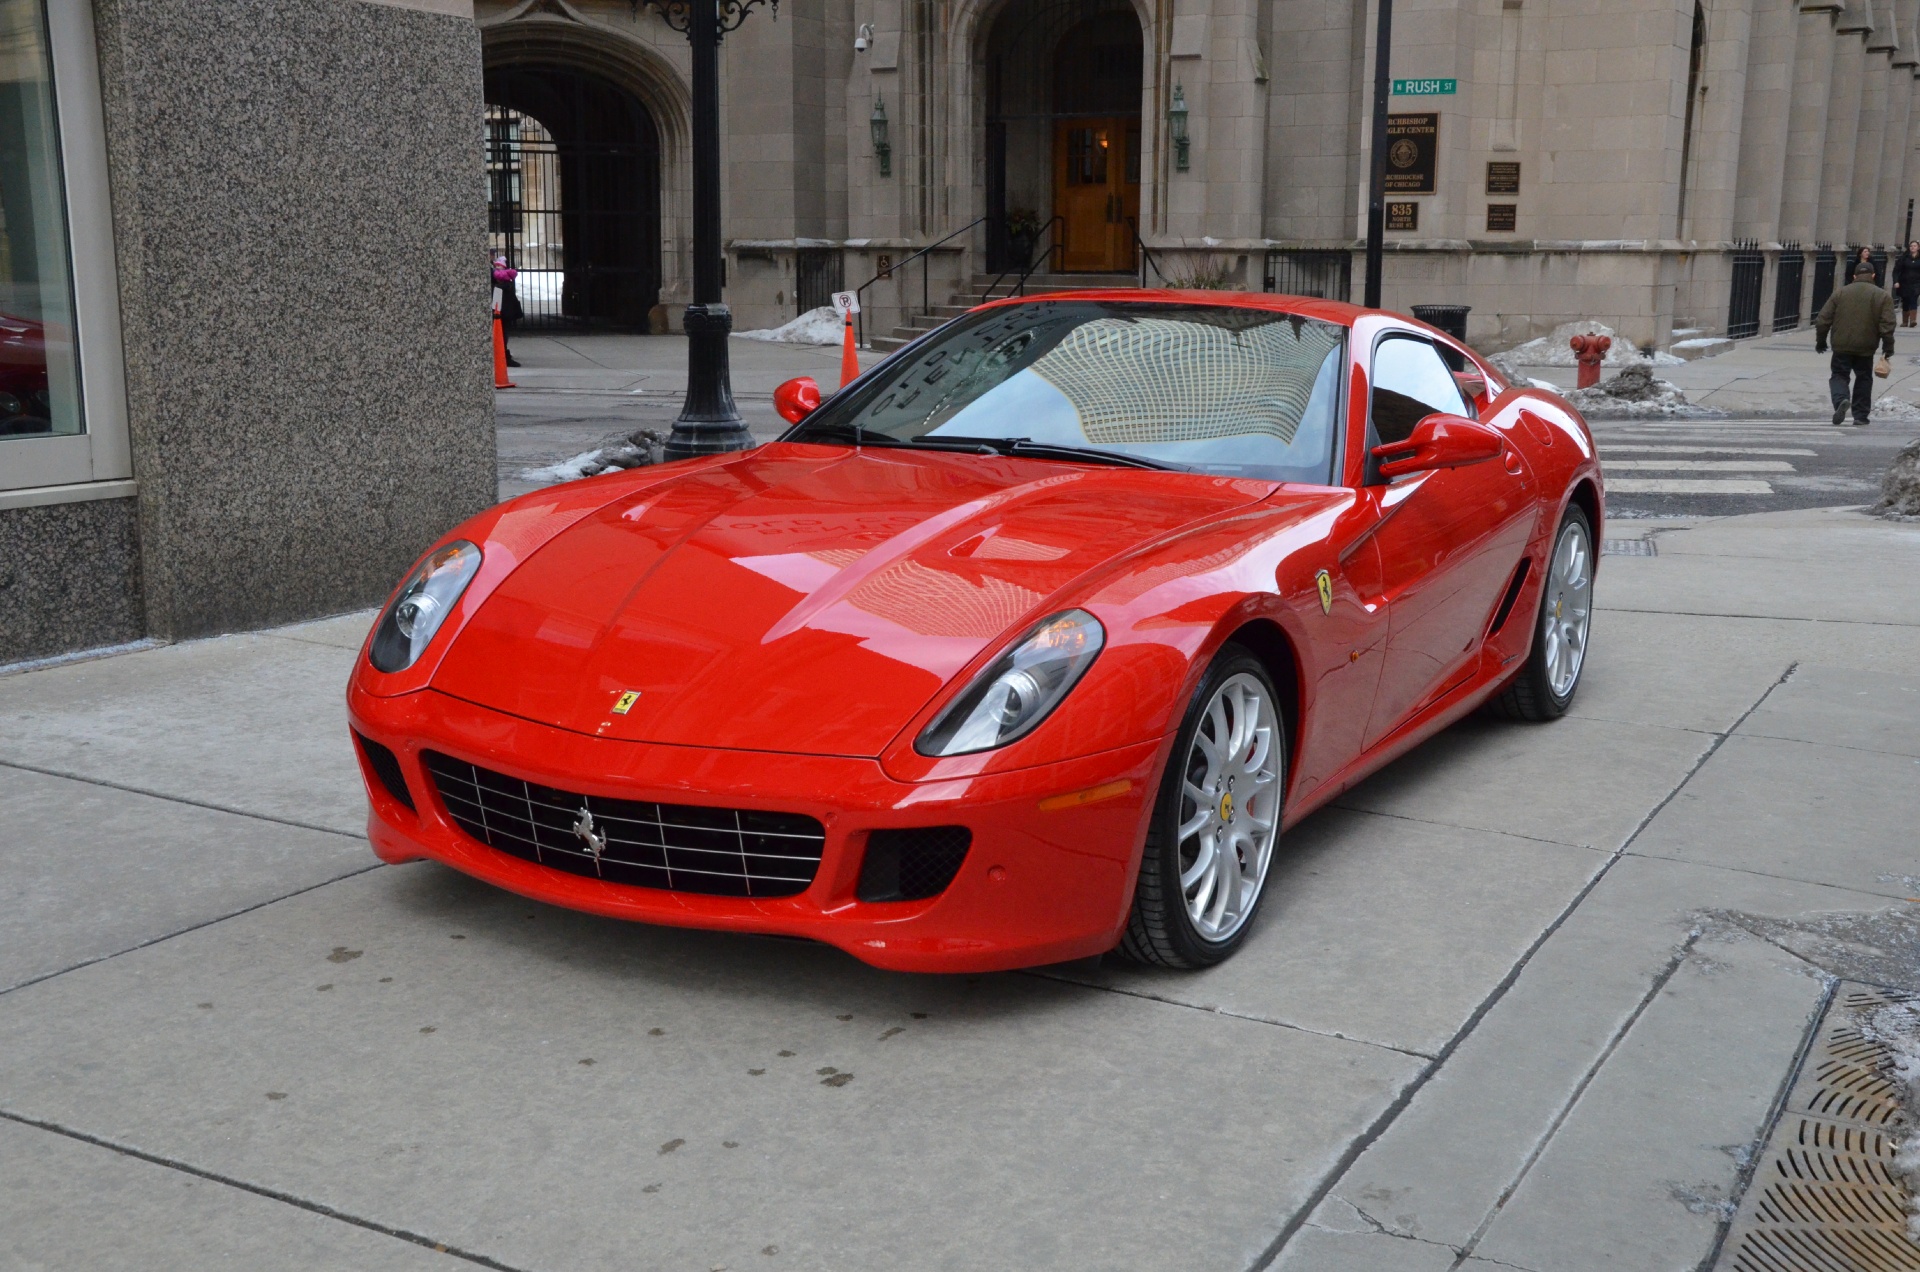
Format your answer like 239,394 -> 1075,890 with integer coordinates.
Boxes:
1326,804 -> 1597,852
0,1110 -> 524,1270
1019,970 -> 1436,1060
0,758 -> 365,840
1595,605 -> 1920,628
0,862 -> 383,998
1254,663 -> 1800,1272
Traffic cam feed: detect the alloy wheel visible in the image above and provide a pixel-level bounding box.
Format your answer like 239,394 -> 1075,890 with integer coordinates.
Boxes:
1175,672 -> 1282,942
1543,518 -> 1593,699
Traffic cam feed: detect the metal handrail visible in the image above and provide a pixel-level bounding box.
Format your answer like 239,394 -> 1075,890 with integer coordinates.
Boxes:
976,215 -> 1065,305
853,215 -> 988,349
1126,217 -> 1166,287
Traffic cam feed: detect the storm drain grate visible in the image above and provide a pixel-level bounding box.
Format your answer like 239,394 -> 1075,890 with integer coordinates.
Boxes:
1602,538 -> 1658,557
1719,984 -> 1920,1271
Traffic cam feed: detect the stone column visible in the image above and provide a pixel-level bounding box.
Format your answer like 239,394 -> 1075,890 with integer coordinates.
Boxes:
1849,5 -> 1895,244
1779,3 -> 1839,244
1877,44 -> 1916,242
1733,0 -> 1801,242
1817,8 -> 1870,244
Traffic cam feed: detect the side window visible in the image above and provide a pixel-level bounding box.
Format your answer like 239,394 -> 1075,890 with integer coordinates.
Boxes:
1369,336 -> 1470,446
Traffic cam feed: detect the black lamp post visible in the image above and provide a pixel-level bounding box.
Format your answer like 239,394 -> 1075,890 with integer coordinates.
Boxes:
646,0 -> 777,460
1363,0 -> 1393,309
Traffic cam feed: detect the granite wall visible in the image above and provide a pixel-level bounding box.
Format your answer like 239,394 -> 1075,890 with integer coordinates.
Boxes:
90,0 -> 496,641
0,498 -> 144,664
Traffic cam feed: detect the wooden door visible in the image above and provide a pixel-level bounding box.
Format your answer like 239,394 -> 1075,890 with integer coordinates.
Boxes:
1054,118 -> 1139,273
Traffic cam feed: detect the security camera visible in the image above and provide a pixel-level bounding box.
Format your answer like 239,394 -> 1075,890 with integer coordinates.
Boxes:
855,22 -> 873,51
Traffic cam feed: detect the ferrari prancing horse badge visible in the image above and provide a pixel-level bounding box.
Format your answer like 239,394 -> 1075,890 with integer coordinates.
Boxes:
611,690 -> 641,715
1315,570 -> 1334,615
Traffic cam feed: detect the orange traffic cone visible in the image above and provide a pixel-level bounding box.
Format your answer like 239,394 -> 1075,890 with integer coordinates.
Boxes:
493,314 -> 516,389
839,313 -> 860,389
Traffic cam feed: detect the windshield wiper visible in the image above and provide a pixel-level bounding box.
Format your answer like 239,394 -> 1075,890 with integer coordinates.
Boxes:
912,435 -> 1172,471
791,420 -> 907,449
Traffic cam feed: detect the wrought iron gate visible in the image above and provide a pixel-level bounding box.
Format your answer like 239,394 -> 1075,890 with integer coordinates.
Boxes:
795,247 -> 843,315
1773,246 -> 1804,332
485,102 -> 660,330
1263,250 -> 1352,302
1810,246 -> 1837,316
1726,240 -> 1764,340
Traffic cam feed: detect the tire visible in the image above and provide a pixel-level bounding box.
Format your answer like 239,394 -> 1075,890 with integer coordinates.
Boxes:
1117,646 -> 1286,969
1489,505 -> 1594,722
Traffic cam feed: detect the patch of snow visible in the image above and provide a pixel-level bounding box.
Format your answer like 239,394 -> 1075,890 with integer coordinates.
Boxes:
517,430 -> 666,485
1672,337 -> 1725,348
1526,377 -> 1564,393
734,306 -> 846,347
1871,395 -> 1920,421
1562,363 -> 1726,419
1494,321 -> 1686,369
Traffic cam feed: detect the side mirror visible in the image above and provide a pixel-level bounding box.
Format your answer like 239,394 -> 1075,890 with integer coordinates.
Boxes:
774,375 -> 822,424
1371,414 -> 1505,480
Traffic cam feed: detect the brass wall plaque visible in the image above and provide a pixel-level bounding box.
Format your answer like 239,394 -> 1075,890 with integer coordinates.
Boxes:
1487,204 -> 1517,232
1386,201 -> 1419,232
1385,113 -> 1438,195
1486,161 -> 1521,195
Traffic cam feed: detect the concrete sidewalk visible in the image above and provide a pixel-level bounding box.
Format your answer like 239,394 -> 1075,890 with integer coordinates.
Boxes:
3,507 -> 1919,1270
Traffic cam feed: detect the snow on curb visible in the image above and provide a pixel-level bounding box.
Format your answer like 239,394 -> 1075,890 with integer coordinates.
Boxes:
518,431 -> 665,484
1494,321 -> 1685,370
1860,998 -> 1920,1240
733,306 -> 844,346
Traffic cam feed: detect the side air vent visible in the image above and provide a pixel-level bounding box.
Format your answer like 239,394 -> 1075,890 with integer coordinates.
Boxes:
353,731 -> 415,811
1487,557 -> 1533,637
858,827 -> 973,902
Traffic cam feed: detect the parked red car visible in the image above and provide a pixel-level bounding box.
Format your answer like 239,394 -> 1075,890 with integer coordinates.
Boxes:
348,291 -> 1602,971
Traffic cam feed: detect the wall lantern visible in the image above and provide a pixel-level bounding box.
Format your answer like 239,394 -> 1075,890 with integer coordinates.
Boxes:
871,96 -> 892,177
1169,84 -> 1190,172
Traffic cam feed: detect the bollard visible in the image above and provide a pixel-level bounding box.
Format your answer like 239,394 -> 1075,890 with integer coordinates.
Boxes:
1569,332 -> 1611,390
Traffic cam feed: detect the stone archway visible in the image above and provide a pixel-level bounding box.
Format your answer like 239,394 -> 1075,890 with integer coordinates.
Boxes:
480,5 -> 693,323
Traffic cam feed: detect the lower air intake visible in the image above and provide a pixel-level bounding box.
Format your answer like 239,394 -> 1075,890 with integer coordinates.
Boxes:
421,751 -> 825,898
353,731 -> 414,811
858,826 -> 972,902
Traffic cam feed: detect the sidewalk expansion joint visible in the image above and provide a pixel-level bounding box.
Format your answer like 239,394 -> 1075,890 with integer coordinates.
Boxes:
1255,663 -> 1799,1272
1596,606 -> 1920,629
1326,804 -> 1597,853
0,1109 -> 527,1271
0,758 -> 367,841
0,862 -> 382,999
1019,971 -> 1436,1060
1621,850 -> 1920,904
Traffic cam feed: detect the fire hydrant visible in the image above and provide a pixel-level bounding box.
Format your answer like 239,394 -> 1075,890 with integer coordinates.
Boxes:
1570,332 -> 1611,389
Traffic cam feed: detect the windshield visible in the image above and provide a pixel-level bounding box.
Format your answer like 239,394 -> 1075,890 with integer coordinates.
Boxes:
787,300 -> 1348,483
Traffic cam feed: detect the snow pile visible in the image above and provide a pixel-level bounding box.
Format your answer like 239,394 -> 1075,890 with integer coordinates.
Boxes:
1871,437 -> 1920,520
1870,395 -> 1920,422
1493,321 -> 1685,370
733,306 -> 845,346
1858,998 -> 1920,1240
518,429 -> 667,484
1563,363 -> 1726,419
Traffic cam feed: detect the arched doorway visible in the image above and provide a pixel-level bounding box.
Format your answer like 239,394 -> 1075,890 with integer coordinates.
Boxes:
485,65 -> 661,329
983,0 -> 1142,274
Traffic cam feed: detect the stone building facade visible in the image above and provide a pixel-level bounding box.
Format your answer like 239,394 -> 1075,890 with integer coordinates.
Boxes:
1,0 -> 494,665
477,0 -> 1920,352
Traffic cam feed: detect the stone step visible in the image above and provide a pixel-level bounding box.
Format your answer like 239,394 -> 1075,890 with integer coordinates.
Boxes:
869,334 -> 912,354
967,272 -> 1140,291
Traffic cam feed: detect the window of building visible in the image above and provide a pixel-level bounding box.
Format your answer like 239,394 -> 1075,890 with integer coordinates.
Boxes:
0,0 -> 79,443
0,0 -> 131,499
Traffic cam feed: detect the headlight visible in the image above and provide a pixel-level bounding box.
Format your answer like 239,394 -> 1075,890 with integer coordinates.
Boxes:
367,541 -> 482,673
916,609 -> 1104,756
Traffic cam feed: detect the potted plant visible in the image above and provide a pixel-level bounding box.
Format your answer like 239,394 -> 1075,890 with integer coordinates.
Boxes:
1006,207 -> 1041,269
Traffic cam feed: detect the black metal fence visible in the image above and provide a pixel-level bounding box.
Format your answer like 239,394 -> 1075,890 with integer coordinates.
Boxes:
1773,246 -> 1804,332
1811,246 -> 1837,316
1263,250 -> 1352,302
1726,239 -> 1764,340
795,248 -> 843,315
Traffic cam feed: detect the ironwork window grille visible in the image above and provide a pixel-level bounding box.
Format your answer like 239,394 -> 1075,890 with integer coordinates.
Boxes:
1773,245 -> 1804,332
1811,245 -> 1837,316
1726,239 -> 1764,340
1263,250 -> 1352,303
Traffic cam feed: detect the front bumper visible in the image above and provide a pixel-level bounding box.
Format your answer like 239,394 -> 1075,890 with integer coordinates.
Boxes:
347,686 -> 1164,972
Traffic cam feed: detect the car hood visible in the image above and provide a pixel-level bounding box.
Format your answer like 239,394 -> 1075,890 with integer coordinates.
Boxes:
431,443 -> 1272,757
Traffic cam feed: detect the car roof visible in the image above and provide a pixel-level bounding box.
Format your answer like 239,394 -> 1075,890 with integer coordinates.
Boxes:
975,287 -> 1369,329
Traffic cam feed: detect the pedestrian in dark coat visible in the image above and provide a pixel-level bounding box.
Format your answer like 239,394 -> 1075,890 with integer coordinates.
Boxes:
1892,242 -> 1920,328
1854,245 -> 1884,288
492,253 -> 523,368
1815,261 -> 1896,426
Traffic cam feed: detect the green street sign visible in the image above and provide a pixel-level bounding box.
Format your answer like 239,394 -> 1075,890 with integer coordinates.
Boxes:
1393,78 -> 1457,96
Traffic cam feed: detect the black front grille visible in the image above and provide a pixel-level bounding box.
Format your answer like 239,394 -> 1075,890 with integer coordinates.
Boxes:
354,731 -> 414,811
421,751 -> 826,898
858,826 -> 972,902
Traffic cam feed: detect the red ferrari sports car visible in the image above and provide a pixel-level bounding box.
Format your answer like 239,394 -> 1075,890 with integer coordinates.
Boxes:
348,291 -> 1601,972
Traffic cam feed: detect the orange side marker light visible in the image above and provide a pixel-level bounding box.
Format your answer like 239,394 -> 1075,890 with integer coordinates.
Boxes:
1038,779 -> 1133,812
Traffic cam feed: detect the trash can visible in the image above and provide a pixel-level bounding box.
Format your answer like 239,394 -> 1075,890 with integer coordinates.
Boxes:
1410,304 -> 1471,343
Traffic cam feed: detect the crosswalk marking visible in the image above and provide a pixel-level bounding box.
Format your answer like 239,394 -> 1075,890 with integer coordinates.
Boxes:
1604,459 -> 1795,472
1606,478 -> 1776,494
1600,445 -> 1815,456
